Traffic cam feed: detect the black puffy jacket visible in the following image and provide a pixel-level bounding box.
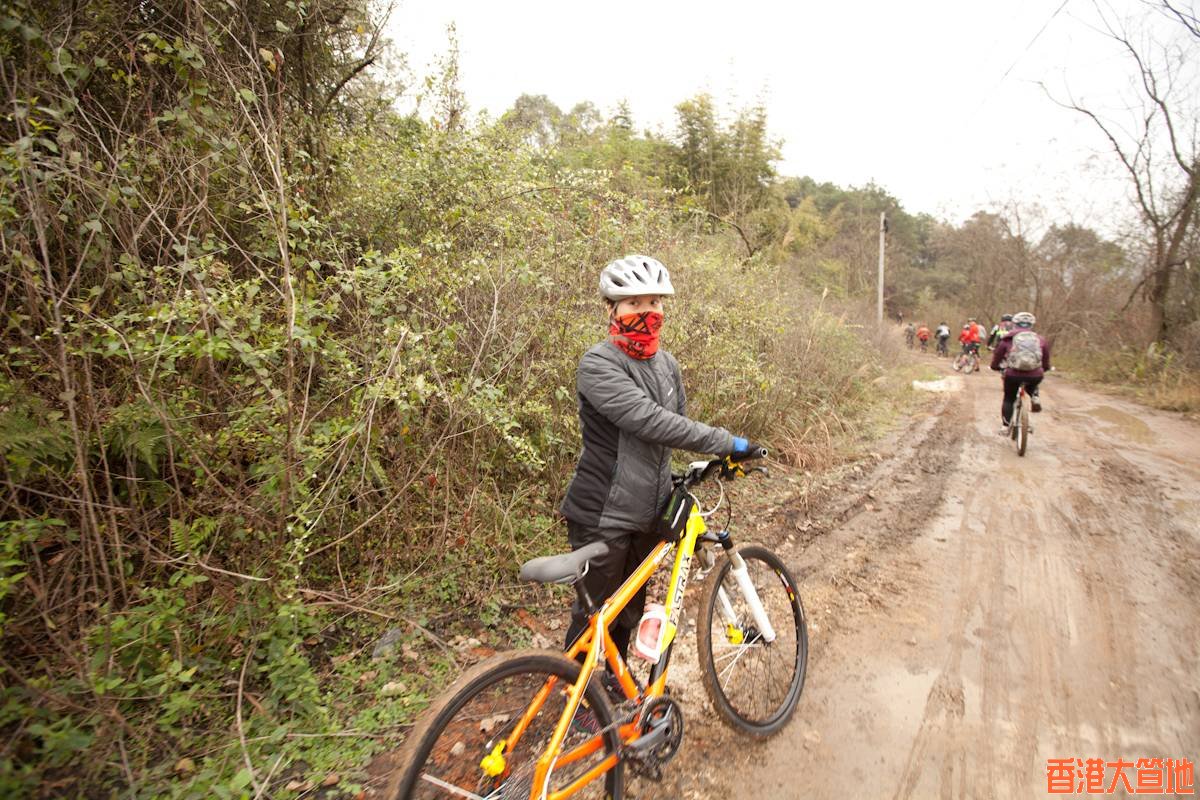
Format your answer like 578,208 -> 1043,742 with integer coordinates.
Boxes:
559,340 -> 734,531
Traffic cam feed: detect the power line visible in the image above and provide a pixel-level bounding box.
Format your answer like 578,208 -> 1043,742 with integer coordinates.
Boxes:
998,0 -> 1072,84
965,0 -> 1072,123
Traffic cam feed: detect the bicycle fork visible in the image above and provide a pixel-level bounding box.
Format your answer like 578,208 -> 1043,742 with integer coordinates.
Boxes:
703,534 -> 777,644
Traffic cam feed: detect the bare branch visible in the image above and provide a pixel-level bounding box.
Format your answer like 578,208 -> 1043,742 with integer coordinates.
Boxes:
1160,0 -> 1200,38
1045,83 -> 1161,224
323,55 -> 377,109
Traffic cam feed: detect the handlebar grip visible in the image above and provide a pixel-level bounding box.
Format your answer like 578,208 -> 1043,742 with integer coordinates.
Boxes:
731,444 -> 768,461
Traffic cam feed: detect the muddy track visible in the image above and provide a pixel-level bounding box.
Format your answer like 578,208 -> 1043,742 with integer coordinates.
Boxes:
368,367 -> 1200,800
641,367 -> 1200,800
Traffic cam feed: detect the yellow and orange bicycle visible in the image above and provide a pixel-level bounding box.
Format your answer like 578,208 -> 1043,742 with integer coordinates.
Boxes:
388,449 -> 808,799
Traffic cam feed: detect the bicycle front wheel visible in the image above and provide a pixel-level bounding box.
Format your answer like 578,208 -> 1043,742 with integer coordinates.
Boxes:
697,545 -> 808,737
388,650 -> 624,800
1017,394 -> 1029,456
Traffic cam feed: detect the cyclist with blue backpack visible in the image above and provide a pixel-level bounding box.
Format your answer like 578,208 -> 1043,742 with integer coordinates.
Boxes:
989,311 -> 1051,434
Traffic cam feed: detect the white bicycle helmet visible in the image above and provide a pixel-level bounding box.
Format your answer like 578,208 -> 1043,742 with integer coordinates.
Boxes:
1013,311 -> 1036,327
598,255 -> 675,301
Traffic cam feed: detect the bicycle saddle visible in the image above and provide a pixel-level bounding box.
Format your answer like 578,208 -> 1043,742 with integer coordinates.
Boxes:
518,542 -> 610,585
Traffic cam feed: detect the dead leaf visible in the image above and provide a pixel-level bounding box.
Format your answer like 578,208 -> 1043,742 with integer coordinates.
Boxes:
479,713 -> 509,734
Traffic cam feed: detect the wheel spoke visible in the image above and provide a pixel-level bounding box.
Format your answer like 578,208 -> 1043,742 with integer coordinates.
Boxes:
418,774 -> 488,800
698,546 -> 807,735
396,654 -> 619,799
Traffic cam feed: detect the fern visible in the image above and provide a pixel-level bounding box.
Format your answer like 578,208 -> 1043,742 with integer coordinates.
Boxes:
0,406 -> 74,482
100,402 -> 168,475
168,516 -> 220,556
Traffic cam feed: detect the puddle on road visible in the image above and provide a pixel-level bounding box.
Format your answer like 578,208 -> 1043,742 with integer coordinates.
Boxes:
913,376 -> 963,393
1084,405 -> 1156,444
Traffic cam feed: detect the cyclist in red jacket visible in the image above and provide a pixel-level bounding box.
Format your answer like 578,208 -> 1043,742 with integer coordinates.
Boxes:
915,324 -> 931,352
958,322 -> 982,371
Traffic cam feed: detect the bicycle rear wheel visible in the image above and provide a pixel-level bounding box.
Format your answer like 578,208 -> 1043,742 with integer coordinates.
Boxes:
696,545 -> 807,737
388,650 -> 623,800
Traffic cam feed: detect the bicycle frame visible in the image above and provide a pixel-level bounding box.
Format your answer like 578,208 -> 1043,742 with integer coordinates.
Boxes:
495,489 -> 753,799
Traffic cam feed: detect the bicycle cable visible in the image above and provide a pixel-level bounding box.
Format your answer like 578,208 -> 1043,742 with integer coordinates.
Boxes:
695,477 -> 726,519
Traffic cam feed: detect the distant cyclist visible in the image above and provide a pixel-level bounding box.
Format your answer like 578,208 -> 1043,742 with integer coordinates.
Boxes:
935,322 -> 950,356
987,314 -> 1014,349
905,322 -> 916,349
915,324 -> 931,352
958,323 -> 981,369
968,317 -> 987,349
990,311 -> 1051,434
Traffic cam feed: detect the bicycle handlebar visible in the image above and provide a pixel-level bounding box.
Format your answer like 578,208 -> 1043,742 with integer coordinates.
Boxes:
677,447 -> 770,488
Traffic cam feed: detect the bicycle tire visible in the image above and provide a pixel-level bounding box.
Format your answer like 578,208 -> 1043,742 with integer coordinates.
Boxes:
696,544 -> 807,737
388,650 -> 624,800
1017,393 -> 1029,457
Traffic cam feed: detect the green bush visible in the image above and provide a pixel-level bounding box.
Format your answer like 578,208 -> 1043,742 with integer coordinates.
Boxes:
0,2 -> 890,796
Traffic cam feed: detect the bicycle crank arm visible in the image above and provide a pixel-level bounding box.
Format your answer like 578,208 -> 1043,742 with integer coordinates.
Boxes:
625,722 -> 672,755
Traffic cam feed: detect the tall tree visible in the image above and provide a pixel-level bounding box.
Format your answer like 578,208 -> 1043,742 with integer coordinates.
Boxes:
1058,1 -> 1200,345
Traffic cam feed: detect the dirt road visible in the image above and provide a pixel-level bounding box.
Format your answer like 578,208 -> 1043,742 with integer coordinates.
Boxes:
648,365 -> 1200,799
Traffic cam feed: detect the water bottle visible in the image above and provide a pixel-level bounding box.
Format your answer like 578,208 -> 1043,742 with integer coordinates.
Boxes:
633,603 -> 668,663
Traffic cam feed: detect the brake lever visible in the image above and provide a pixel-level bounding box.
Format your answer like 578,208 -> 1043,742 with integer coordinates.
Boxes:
749,466 -> 769,478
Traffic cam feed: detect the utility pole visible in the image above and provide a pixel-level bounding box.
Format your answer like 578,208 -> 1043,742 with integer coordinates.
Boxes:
877,212 -> 886,324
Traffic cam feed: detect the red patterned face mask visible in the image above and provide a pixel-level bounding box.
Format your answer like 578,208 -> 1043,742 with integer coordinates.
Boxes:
610,311 -> 663,359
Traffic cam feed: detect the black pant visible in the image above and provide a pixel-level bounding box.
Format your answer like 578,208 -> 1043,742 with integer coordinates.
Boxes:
562,520 -> 659,660
1002,376 -> 1042,425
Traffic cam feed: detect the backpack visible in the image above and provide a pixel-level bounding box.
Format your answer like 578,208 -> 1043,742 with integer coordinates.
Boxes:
1008,331 -> 1042,371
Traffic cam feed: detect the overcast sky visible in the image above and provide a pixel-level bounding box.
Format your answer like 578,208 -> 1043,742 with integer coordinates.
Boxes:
385,0 -> 1197,233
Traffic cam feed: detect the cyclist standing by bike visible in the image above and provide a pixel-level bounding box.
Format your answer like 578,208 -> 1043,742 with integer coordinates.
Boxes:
558,255 -> 760,664
990,311 -> 1051,434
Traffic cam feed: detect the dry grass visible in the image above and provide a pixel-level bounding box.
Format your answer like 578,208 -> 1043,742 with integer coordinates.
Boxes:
1057,347 -> 1200,416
